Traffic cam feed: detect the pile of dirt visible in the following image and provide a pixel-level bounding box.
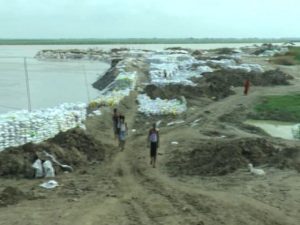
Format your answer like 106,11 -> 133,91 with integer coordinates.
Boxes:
213,48 -> 238,55
203,68 -> 293,87
193,54 -> 241,63
0,128 -> 107,178
166,137 -> 288,176
0,186 -> 28,207
144,77 -> 234,102
270,56 -> 295,66
270,147 -> 300,172
164,47 -> 191,52
251,43 -> 274,55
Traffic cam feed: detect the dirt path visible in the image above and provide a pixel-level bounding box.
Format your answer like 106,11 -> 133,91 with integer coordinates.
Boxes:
0,59 -> 300,225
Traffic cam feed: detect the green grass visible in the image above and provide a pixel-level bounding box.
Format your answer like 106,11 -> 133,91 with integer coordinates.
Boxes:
0,38 -> 299,45
289,47 -> 300,62
255,94 -> 300,122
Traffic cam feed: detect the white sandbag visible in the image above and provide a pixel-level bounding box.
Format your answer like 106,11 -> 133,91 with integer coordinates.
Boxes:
137,94 -> 187,116
148,52 -> 213,86
32,159 -> 44,178
43,160 -> 55,178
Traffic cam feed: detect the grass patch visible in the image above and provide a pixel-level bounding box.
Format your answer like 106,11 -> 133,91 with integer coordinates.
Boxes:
254,94 -> 300,122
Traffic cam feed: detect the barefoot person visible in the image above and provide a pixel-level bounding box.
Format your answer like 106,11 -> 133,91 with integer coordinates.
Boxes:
148,123 -> 159,168
118,115 -> 128,151
112,108 -> 120,139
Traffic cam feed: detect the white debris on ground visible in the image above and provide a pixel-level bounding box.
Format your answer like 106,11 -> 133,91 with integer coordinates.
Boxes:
0,103 -> 87,151
39,180 -> 59,189
137,94 -> 187,116
88,109 -> 102,117
167,120 -> 185,126
248,163 -> 266,176
148,51 -> 213,86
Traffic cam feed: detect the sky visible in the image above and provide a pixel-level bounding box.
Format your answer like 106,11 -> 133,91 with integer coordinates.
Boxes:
0,0 -> 298,39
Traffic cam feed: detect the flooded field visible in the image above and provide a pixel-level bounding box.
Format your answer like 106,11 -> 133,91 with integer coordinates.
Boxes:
246,119 -> 299,140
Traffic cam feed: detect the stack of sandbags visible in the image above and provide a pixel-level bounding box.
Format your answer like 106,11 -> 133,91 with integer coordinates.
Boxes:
0,103 -> 87,151
137,94 -> 187,116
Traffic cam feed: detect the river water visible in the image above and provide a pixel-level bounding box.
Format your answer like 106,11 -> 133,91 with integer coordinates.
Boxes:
245,120 -> 299,140
0,43 -> 295,114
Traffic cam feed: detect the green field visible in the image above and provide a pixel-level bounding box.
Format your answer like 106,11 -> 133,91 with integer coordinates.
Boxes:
0,38 -> 299,45
255,94 -> 300,122
288,47 -> 300,62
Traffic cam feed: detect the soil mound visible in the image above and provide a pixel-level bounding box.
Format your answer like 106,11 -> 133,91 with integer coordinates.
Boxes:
270,147 -> 300,172
164,47 -> 191,52
0,128 -> 107,178
213,48 -> 238,55
166,137 -> 291,176
203,68 -> 292,87
144,77 -> 234,101
0,187 -> 27,207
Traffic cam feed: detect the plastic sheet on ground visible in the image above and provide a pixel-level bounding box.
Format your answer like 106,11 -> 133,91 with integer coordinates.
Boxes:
137,94 -> 187,116
0,103 -> 87,151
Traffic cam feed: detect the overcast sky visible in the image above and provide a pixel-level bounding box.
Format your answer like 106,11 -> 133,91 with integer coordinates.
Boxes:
0,0 -> 298,38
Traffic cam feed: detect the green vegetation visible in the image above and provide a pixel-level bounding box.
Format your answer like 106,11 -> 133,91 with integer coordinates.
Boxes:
289,47 -> 300,62
0,38 -> 299,45
255,94 -> 300,122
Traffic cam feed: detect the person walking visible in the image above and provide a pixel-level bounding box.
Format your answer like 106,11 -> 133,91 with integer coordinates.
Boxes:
112,108 -> 120,139
148,123 -> 159,168
244,79 -> 250,95
118,115 -> 128,151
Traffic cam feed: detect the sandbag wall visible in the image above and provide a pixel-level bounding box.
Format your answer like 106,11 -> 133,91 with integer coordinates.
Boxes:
0,103 -> 87,151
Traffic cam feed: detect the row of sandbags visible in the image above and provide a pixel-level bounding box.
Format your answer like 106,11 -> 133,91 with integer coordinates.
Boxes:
137,94 -> 187,116
0,103 -> 87,151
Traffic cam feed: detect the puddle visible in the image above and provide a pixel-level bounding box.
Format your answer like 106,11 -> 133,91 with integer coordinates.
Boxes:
245,120 -> 300,140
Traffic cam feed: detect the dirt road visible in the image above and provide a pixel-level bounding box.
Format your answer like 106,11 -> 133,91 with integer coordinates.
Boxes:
0,58 -> 300,225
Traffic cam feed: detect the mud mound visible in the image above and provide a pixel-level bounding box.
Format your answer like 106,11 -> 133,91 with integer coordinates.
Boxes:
203,68 -> 292,87
166,138 -> 279,176
164,47 -> 191,52
144,76 -> 234,101
270,147 -> 300,172
270,57 -> 295,66
50,128 -> 105,162
0,187 -> 27,207
0,128 -> 106,178
213,48 -> 238,55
